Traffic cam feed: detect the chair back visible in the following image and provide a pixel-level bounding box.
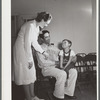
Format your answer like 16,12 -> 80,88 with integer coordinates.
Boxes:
75,53 -> 86,72
75,53 -> 90,83
84,53 -> 96,71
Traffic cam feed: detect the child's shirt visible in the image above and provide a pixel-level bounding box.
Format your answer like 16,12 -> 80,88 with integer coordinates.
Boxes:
59,49 -> 76,66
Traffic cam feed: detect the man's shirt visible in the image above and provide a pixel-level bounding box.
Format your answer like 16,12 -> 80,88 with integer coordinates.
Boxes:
36,43 -> 60,68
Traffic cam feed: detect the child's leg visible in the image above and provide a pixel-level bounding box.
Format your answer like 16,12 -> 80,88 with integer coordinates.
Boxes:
23,84 -> 32,100
64,69 -> 77,96
64,62 -> 75,79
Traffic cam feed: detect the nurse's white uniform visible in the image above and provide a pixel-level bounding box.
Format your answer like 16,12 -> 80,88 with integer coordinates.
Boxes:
13,20 -> 44,85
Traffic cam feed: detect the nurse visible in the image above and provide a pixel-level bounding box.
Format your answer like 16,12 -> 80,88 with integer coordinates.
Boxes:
13,12 -> 52,100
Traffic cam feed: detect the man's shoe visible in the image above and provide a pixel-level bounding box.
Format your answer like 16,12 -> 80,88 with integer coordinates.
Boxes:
65,94 -> 77,99
52,94 -> 64,100
47,92 -> 64,100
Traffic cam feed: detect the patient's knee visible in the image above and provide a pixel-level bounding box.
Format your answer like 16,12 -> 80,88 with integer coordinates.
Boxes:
69,69 -> 77,77
59,70 -> 67,79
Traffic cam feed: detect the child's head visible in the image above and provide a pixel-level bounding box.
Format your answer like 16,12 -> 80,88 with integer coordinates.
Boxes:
62,39 -> 72,49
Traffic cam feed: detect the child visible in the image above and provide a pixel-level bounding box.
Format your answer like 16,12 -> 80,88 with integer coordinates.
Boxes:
59,39 -> 77,79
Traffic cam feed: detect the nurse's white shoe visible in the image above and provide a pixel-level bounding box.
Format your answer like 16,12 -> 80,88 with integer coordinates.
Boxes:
32,96 -> 44,100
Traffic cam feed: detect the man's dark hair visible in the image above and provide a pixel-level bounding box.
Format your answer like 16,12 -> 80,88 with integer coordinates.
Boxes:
39,30 -> 50,39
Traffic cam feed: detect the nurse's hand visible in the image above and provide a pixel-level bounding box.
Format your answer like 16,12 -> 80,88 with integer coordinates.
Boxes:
28,61 -> 33,69
43,51 -> 49,59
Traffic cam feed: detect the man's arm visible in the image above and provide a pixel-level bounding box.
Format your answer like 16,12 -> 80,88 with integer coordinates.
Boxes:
36,52 -> 56,68
59,55 -> 63,69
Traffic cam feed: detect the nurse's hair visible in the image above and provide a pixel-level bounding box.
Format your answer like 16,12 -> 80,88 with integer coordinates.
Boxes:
62,39 -> 72,47
39,30 -> 50,39
35,12 -> 52,22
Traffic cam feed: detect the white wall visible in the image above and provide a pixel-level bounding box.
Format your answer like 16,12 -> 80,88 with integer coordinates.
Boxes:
11,0 -> 96,54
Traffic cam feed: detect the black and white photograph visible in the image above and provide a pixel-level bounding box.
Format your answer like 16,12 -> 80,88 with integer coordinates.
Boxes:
2,0 -> 98,100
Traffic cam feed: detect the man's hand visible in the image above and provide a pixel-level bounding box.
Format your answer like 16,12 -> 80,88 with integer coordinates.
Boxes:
55,61 -> 59,65
43,51 -> 49,59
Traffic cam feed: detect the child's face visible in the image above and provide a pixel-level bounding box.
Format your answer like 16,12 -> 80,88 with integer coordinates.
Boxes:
62,40 -> 70,49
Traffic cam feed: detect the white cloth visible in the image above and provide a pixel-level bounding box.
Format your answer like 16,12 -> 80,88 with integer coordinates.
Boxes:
42,68 -> 77,97
13,20 -> 44,85
42,67 -> 66,99
47,45 -> 60,61
36,44 -> 66,99
36,44 -> 77,98
65,68 -> 77,96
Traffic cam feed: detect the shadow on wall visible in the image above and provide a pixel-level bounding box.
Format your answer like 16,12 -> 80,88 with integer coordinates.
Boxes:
57,42 -> 62,50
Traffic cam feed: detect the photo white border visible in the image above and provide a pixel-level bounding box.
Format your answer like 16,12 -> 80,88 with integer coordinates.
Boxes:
2,0 -> 11,100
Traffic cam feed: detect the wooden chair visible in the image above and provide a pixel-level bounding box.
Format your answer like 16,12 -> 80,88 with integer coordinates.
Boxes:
75,53 -> 91,92
75,53 -> 87,82
76,53 -> 86,57
35,62 -> 55,100
32,48 -> 55,99
84,53 -> 97,87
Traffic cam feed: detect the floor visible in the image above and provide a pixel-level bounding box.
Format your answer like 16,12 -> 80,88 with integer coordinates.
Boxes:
12,79 -> 97,100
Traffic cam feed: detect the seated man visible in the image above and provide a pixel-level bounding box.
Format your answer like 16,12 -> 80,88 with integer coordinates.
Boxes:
36,30 -> 77,100
36,30 -> 66,100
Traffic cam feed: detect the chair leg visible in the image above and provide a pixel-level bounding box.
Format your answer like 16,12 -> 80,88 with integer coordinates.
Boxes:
47,91 -> 53,100
76,81 -> 83,94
